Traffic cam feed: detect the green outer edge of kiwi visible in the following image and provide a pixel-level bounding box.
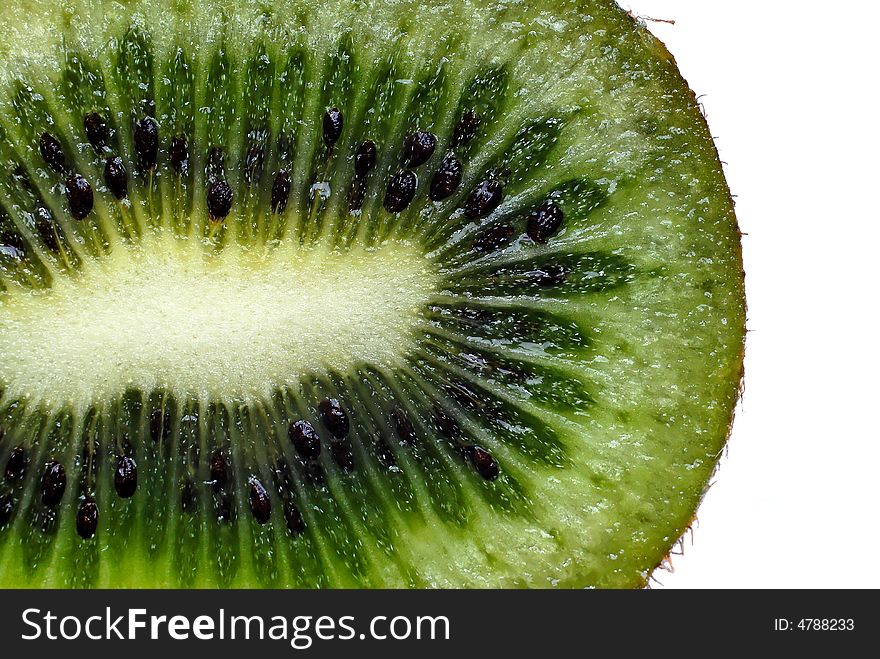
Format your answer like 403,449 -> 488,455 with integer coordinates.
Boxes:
630,15 -> 746,586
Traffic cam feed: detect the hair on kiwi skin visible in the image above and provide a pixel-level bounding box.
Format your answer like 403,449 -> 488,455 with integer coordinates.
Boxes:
0,0 -> 745,588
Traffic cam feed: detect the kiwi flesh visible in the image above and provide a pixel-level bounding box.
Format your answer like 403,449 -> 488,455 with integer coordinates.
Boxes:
0,0 -> 745,588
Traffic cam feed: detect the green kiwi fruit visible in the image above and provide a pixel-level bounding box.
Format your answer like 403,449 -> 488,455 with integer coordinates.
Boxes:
0,0 -> 745,588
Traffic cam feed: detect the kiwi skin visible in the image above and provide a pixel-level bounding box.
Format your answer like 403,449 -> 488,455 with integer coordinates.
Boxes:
0,0 -> 745,588
633,16 -> 746,586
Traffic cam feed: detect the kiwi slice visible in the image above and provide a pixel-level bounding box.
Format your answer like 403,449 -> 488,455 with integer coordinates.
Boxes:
0,0 -> 745,588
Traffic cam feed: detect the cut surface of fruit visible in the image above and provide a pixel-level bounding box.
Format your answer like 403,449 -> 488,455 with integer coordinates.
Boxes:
0,0 -> 745,588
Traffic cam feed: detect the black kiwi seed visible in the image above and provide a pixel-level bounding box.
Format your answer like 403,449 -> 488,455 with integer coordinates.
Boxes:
39,132 -> 66,173
134,117 -> 159,170
206,180 -> 233,220
464,179 -> 503,219
323,107 -> 343,148
0,491 -> 13,528
4,445 -> 27,482
114,455 -> 138,498
391,409 -> 417,445
452,110 -> 481,147
271,170 -> 291,214
284,501 -> 306,537
83,112 -> 109,151
473,222 -> 515,252
181,476 -> 198,513
318,398 -> 350,440
104,156 -> 128,200
526,201 -> 564,244
247,476 -> 271,524
383,170 -> 417,213
429,155 -> 463,201
401,131 -> 436,168
354,140 -> 377,177
170,135 -> 189,175
40,460 -> 66,506
331,441 -> 355,472
288,420 -> 321,459
76,496 -> 98,539
65,174 -> 94,220
209,451 -> 228,491
468,446 -> 500,481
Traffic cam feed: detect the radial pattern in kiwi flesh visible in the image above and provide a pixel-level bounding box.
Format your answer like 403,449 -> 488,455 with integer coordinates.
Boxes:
0,0 -> 745,588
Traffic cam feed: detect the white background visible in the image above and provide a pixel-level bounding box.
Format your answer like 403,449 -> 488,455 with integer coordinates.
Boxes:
623,1 -> 879,588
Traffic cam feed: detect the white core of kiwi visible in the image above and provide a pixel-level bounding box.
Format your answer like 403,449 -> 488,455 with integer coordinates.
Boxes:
0,231 -> 437,408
